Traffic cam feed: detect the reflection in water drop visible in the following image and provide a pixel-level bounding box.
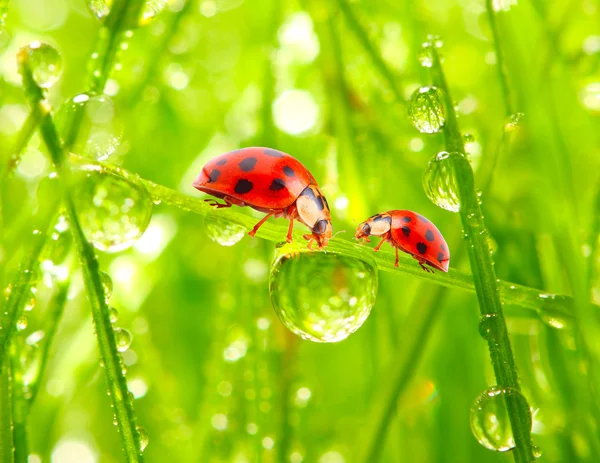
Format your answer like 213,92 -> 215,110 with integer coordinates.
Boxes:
71,167 -> 153,252
87,0 -> 166,26
423,151 -> 467,212
56,93 -> 122,160
470,386 -> 531,452
18,41 -> 63,88
408,87 -> 446,134
269,245 -> 378,343
205,216 -> 246,246
114,328 -> 133,352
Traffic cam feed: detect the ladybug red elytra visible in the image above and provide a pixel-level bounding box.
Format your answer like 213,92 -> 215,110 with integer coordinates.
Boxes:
193,147 -> 333,248
355,210 -> 450,272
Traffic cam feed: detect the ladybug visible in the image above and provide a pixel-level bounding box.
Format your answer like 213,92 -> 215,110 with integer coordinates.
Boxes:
193,147 -> 333,248
355,210 -> 449,272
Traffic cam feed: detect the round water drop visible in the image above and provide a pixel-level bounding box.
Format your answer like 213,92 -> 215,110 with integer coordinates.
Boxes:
533,445 -> 542,459
100,271 -> 113,300
108,307 -> 119,324
18,41 -> 63,88
114,327 -> 132,352
204,216 -> 246,247
423,151 -> 468,212
408,87 -> 446,134
269,245 -> 378,343
16,315 -> 28,331
470,386 -> 532,452
71,167 -> 153,252
137,426 -> 149,452
56,93 -> 122,161
417,35 -> 443,68
24,294 -> 36,312
478,313 -> 499,341
87,0 -> 166,27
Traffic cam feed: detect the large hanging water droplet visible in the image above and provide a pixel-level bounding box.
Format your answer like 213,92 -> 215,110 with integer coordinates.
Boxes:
269,245 -> 378,343
114,327 -> 132,352
71,166 -> 153,252
204,216 -> 246,247
408,87 -> 446,134
18,41 -> 63,88
423,151 -> 467,212
470,386 -> 532,452
87,0 -> 166,27
56,93 -> 123,160
137,426 -> 149,452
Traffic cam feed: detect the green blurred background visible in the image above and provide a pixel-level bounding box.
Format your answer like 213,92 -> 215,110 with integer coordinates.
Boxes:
1,0 -> 600,462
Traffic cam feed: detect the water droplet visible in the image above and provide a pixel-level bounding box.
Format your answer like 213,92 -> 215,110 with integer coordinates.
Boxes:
18,41 -> 63,88
466,213 -> 479,227
470,386 -> 532,452
100,271 -> 113,300
87,0 -> 166,27
137,426 -> 149,451
114,327 -> 132,352
417,34 -> 443,67
423,151 -> 469,212
505,112 -> 525,131
109,307 -> 119,324
533,445 -> 542,459
204,216 -> 246,246
56,93 -> 122,160
24,294 -> 36,312
269,245 -> 378,343
478,313 -> 499,341
408,86 -> 446,134
463,133 -> 475,144
540,311 -> 568,330
71,167 -> 153,252
16,315 -> 28,331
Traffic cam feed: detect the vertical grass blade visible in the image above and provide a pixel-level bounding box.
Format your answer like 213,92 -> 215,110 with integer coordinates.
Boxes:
428,47 -> 535,462
10,340 -> 27,463
0,361 -> 13,463
18,54 -> 145,463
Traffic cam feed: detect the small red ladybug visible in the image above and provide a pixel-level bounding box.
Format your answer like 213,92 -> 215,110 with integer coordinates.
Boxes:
355,210 -> 449,272
193,147 -> 333,249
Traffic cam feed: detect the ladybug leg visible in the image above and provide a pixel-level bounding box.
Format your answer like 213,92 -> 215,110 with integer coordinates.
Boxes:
417,259 -> 434,273
204,198 -> 231,209
286,218 -> 295,243
373,236 -> 387,252
248,212 -> 275,238
394,247 -> 399,268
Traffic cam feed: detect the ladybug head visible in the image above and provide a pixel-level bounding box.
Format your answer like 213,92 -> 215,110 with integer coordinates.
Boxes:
296,185 -> 333,248
355,221 -> 372,241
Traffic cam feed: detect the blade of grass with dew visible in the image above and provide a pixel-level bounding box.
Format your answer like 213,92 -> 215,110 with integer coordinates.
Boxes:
18,54 -> 145,463
69,154 -> 581,323
0,361 -> 13,463
428,46 -> 535,463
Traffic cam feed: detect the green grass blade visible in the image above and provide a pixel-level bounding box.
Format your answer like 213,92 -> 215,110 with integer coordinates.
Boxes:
0,361 -> 13,463
10,340 -> 27,463
429,46 -> 535,462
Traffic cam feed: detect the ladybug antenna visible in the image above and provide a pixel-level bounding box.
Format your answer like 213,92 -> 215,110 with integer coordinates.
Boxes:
332,230 -> 346,239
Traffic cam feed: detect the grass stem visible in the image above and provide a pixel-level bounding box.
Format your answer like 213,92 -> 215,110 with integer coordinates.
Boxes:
429,46 -> 535,462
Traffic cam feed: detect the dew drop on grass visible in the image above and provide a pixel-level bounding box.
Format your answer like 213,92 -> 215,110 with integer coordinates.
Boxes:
109,307 -> 119,324
114,327 -> 132,352
470,386 -> 532,452
100,271 -> 113,300
204,216 -> 246,246
423,151 -> 467,212
16,315 -> 28,331
71,167 -> 153,252
87,0 -> 166,27
269,245 -> 378,343
408,86 -> 446,134
533,445 -> 542,459
418,34 -> 443,68
18,41 -> 63,88
56,93 -> 123,161
137,426 -> 149,451
478,313 -> 499,341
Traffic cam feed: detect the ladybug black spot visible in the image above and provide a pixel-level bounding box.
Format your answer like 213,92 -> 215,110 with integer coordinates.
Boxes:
209,169 -> 221,183
401,226 -> 411,237
239,157 -> 257,172
216,158 -> 227,166
425,229 -> 435,242
438,252 -> 445,263
416,242 -> 427,254
269,178 -> 286,191
263,148 -> 285,158
416,214 -> 431,224
234,179 -> 253,194
283,166 -> 295,177
402,216 -> 412,223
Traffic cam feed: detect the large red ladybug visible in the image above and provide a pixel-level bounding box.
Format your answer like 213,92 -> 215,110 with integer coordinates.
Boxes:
355,210 -> 449,272
193,147 -> 333,248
